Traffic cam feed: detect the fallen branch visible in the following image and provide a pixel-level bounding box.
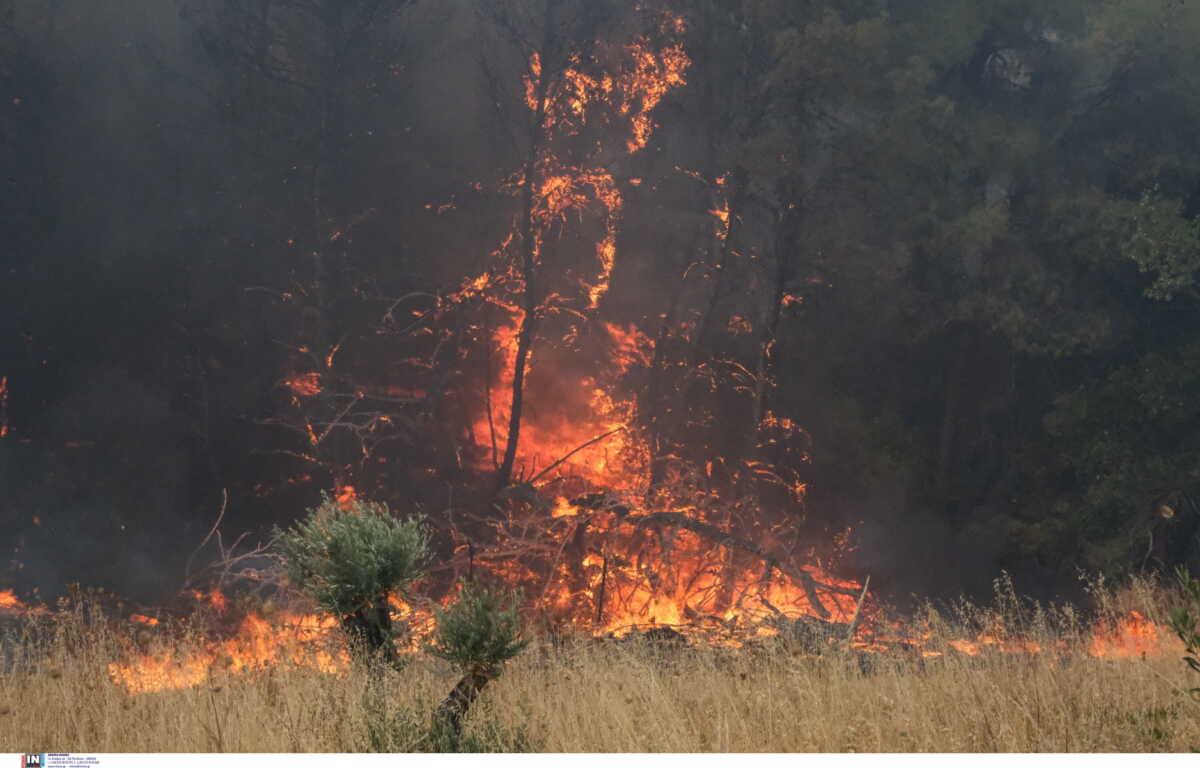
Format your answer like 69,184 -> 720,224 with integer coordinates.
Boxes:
184,488 -> 227,584
846,574 -> 870,645
628,511 -> 861,618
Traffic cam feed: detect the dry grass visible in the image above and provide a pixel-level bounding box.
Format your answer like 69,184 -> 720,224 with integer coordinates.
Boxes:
1,576 -> 1198,752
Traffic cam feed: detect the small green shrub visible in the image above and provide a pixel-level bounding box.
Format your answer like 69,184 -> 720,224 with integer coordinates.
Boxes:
273,493 -> 430,660
426,583 -> 528,743
428,583 -> 528,672
1170,566 -> 1200,691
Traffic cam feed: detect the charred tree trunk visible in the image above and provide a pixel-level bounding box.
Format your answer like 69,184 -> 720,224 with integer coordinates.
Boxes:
644,237 -> 694,498
691,168 -> 747,360
341,592 -> 396,662
433,665 -> 494,739
496,4 -> 555,492
750,194 -> 801,455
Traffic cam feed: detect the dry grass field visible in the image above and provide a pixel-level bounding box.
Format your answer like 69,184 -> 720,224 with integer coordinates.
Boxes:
1,578 -> 1198,753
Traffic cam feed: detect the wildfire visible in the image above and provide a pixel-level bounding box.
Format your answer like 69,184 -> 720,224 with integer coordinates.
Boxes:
4,588 -> 1185,698
1088,610 -> 1183,659
469,321 -> 646,486
0,589 -> 45,616
99,597 -> 1190,696
105,590 -> 441,695
946,635 -> 1044,657
78,9 -> 1187,697
451,18 -> 874,636
108,609 -> 348,695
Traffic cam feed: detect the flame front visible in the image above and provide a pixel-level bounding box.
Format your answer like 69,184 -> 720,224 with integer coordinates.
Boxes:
108,610 -> 347,695
1088,610 -> 1184,659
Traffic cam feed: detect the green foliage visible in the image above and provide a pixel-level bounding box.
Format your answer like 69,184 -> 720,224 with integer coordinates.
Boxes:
427,583 -> 528,672
1045,343 -> 1200,538
1125,188 -> 1200,302
273,493 -> 430,620
1169,567 -> 1200,688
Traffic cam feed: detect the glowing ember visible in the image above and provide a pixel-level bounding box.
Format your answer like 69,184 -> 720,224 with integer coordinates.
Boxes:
187,589 -> 228,614
283,373 -> 322,398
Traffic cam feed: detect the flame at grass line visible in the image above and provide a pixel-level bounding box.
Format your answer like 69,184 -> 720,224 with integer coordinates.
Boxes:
0,589 -> 47,615
1088,610 -> 1184,659
85,597 -> 1200,695
106,591 -> 438,695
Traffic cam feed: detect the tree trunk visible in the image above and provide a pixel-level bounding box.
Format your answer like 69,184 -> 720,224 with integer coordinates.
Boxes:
644,237 -> 693,499
341,593 -> 395,662
691,169 -> 746,360
749,195 -> 801,457
433,666 -> 494,739
496,3 -> 555,491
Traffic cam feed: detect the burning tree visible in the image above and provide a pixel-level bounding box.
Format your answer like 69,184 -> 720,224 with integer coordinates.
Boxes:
385,1 -> 869,640
247,0 -> 872,644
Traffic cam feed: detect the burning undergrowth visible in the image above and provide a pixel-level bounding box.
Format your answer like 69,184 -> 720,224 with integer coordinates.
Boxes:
0,575 -> 1189,702
0,4 -> 1189,706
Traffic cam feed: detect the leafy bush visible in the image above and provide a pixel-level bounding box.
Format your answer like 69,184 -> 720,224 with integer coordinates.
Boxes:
1169,566 -> 1200,691
428,583 -> 528,672
426,583 -> 528,742
273,493 -> 430,658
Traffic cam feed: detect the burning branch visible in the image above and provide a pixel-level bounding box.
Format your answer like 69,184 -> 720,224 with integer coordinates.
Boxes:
529,426 -> 627,485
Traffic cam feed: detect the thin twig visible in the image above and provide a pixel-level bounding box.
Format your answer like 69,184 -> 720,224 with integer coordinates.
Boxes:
529,427 -> 625,485
185,489 -> 228,584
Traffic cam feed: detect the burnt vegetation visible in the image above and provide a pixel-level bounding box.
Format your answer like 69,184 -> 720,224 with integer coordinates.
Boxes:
2,0 -> 1200,629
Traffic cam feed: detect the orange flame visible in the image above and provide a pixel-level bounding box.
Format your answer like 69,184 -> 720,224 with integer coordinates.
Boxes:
108,610 -> 348,695
0,589 -> 46,616
335,484 -> 358,510
1088,610 -> 1183,659
108,591 -> 442,695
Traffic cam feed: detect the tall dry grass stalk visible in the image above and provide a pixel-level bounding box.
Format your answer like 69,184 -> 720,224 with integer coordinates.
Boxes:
1,575 -> 1198,752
